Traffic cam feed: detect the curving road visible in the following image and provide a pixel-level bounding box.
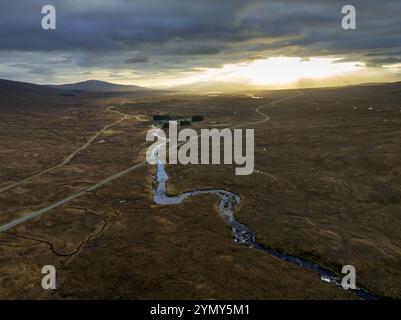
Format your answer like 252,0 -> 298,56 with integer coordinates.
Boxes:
0,93 -> 301,232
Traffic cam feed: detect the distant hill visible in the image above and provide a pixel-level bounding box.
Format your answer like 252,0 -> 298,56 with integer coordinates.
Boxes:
0,79 -> 84,110
171,80 -> 401,93
0,79 -> 66,95
47,80 -> 150,92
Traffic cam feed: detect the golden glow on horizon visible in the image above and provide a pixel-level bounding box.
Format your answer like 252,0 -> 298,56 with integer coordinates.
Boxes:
173,57 -> 364,87
48,56 -> 398,90
383,63 -> 401,69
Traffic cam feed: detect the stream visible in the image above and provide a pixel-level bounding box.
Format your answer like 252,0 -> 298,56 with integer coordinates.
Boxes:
149,127 -> 379,300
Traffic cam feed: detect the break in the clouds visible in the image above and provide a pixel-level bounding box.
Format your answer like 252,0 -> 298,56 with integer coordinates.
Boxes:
0,0 -> 400,88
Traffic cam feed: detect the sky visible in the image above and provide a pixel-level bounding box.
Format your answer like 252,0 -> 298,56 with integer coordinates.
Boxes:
0,0 -> 400,90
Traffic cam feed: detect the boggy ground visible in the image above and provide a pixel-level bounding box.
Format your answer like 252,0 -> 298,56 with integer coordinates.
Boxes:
0,83 -> 400,299
164,84 -> 401,299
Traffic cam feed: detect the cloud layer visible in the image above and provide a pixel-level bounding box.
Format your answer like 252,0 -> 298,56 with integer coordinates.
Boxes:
0,0 -> 400,87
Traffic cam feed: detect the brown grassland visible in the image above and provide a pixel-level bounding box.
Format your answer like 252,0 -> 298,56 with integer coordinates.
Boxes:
0,82 -> 400,299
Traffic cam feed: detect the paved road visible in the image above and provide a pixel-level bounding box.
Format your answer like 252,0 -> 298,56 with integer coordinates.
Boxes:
0,161 -> 146,232
213,90 -> 303,128
0,107 -> 129,194
0,93 -> 302,233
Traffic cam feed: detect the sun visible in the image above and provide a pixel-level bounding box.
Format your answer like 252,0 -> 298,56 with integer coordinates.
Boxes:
236,57 -> 363,85
173,56 -> 364,88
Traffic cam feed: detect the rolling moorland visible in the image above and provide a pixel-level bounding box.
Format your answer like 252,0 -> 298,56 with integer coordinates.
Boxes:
0,79 -> 400,299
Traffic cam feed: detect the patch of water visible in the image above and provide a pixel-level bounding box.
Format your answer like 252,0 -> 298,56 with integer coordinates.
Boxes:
149,126 -> 379,300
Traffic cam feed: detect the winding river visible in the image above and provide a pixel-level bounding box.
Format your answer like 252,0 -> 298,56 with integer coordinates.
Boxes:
149,126 -> 379,300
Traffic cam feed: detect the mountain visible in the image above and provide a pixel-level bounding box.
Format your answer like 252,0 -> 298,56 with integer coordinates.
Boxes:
47,80 -> 150,92
0,79 -> 84,110
0,78 -> 66,95
171,79 -> 401,93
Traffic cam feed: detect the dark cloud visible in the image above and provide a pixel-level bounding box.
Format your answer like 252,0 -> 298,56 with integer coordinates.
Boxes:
9,63 -> 55,75
125,55 -> 149,64
0,0 -> 400,85
49,56 -> 72,64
